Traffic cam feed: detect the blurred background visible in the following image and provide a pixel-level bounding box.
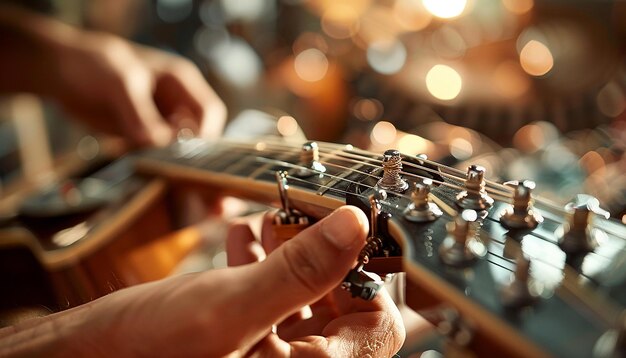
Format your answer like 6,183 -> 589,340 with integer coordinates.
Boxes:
0,0 -> 625,354
1,0 -> 625,218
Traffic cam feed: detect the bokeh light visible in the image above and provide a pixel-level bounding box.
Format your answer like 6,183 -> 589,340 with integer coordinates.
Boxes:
321,4 -> 360,39
366,40 -> 407,75
371,121 -> 397,145
294,48 -> 329,82
425,64 -> 463,100
397,134 -> 431,155
519,40 -> 554,77
277,116 -> 299,136
502,0 -> 534,15
393,0 -> 432,32
422,0 -> 467,19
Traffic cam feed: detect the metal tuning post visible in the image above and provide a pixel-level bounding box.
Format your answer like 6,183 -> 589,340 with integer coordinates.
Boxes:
376,149 -> 409,193
558,194 -> 610,256
342,189 -> 387,300
273,171 -> 309,242
501,254 -> 537,309
404,178 -> 442,222
500,180 -> 543,230
439,210 -> 480,267
293,141 -> 326,178
456,165 -> 494,210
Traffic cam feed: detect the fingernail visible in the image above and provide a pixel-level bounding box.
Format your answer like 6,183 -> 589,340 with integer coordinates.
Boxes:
321,207 -> 365,250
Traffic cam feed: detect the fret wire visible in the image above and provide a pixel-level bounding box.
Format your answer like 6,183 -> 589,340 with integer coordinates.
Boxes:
221,142 -> 514,203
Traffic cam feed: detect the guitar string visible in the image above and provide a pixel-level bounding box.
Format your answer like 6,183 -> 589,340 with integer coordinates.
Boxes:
252,152 -> 515,204
241,139 -> 588,215
239,139 -> 514,197
220,142 -> 514,203
220,138 -> 626,233
219,138 -> 512,194
208,140 -> 625,238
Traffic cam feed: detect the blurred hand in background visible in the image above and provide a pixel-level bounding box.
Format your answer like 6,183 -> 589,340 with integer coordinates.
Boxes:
0,4 -> 226,147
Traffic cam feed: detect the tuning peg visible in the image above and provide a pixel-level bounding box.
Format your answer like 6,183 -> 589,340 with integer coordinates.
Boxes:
273,171 -> 309,241
500,180 -> 543,230
558,195 -> 609,256
376,149 -> 409,193
439,210 -> 480,267
404,178 -> 442,222
456,165 -> 494,210
293,141 -> 326,178
501,254 -> 537,309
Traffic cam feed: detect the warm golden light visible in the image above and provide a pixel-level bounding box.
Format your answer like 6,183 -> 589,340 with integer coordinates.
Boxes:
397,134 -> 430,155
519,40 -> 554,77
371,121 -> 397,145
277,116 -> 299,136
393,0 -> 432,31
425,64 -> 462,101
321,5 -> 360,39
492,61 -> 531,99
294,48 -> 329,82
502,0 -> 533,14
422,0 -> 467,19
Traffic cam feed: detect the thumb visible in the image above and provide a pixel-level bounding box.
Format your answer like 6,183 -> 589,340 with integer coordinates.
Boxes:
237,206 -> 368,330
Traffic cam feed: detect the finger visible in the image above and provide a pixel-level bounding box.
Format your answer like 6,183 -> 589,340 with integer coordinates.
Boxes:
156,66 -> 226,139
115,71 -> 172,147
260,210 -> 281,254
323,288 -> 405,358
233,206 -> 368,334
226,222 -> 265,267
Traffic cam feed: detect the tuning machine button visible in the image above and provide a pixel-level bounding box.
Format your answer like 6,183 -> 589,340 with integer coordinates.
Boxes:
273,171 -> 309,242
558,194 -> 609,256
501,254 -> 537,309
439,210 -> 480,267
376,149 -> 409,193
500,180 -> 543,230
404,178 -> 442,222
293,141 -> 326,178
456,165 -> 494,210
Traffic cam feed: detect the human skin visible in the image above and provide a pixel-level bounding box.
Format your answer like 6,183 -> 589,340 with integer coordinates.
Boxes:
0,4 -> 226,146
0,206 -> 405,357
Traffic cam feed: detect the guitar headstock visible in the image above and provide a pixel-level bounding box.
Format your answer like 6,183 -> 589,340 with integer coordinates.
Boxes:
330,144 -> 626,358
136,137 -> 626,357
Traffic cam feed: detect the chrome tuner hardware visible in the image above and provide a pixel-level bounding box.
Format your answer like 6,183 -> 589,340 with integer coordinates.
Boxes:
456,165 -> 494,210
343,189 -> 387,300
439,210 -> 479,267
558,194 -> 610,256
501,254 -> 537,309
293,141 -> 326,178
404,178 -> 442,222
500,180 -> 543,230
376,149 -> 409,193
273,171 -> 309,242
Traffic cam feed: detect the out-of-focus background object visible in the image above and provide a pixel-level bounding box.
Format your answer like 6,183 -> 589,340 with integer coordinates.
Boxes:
2,0 -> 624,218
0,0 -> 625,354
